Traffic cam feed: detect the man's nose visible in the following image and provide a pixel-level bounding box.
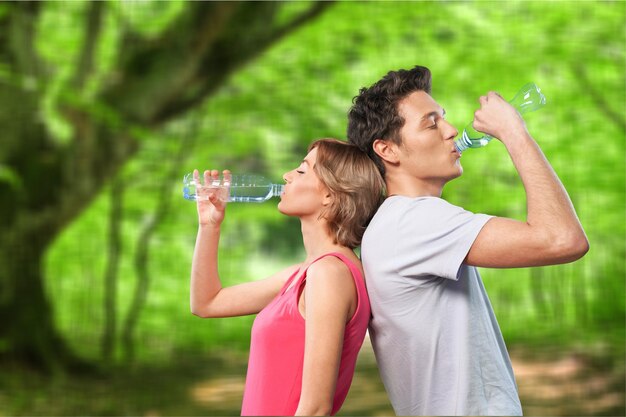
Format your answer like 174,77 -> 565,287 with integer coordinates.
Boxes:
444,120 -> 458,140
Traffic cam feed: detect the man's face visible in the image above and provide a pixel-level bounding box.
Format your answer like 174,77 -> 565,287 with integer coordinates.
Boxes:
395,90 -> 462,184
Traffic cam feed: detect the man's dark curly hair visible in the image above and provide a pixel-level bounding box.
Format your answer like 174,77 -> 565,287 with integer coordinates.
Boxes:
347,65 -> 432,177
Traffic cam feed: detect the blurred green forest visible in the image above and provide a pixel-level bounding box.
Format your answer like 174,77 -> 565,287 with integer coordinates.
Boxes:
1,1 -> 624,416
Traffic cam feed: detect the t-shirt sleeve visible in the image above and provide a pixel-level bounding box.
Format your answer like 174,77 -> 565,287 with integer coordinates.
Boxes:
395,197 -> 492,281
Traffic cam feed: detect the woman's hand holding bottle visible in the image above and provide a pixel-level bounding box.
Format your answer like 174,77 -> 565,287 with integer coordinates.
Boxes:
193,169 -> 230,227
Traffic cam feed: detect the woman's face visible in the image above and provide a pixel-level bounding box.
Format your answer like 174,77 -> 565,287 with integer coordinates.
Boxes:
278,147 -> 330,218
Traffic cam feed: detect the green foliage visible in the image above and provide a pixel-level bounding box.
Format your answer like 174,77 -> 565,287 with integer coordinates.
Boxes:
37,0 -> 624,370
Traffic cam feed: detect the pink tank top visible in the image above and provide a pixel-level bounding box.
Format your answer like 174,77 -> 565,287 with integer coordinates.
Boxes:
240,252 -> 371,416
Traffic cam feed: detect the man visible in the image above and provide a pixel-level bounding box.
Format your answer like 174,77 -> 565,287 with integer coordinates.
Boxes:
347,66 -> 589,416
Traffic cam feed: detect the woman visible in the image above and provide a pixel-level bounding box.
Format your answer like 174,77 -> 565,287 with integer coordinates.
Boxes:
190,138 -> 385,416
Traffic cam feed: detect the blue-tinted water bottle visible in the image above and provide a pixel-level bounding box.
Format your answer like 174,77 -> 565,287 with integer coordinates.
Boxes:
454,83 -> 546,152
183,172 -> 284,203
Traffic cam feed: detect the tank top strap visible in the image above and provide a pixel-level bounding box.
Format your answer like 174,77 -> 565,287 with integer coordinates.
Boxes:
305,251 -> 361,277
279,266 -> 304,295
293,252 -> 365,295
292,252 -> 367,325
316,252 -> 362,279
283,252 -> 365,296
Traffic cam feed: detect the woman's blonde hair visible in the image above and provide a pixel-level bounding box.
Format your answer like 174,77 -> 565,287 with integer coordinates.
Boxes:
309,138 -> 386,249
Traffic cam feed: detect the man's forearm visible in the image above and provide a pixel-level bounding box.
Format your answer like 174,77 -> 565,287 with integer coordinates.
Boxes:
503,131 -> 589,257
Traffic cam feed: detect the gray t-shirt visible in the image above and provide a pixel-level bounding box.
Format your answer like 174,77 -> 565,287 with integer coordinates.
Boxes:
362,196 -> 522,416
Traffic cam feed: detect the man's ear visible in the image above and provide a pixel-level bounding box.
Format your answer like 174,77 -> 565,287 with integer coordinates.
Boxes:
373,139 -> 400,164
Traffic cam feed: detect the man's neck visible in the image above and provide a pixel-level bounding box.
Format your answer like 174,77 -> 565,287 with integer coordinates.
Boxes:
385,171 -> 444,198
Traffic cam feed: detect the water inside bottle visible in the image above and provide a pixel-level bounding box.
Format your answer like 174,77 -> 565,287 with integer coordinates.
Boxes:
183,173 -> 284,203
183,182 -> 229,202
230,185 -> 278,203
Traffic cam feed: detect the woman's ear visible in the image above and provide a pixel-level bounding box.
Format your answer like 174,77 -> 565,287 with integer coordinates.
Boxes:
373,139 -> 400,164
321,190 -> 332,207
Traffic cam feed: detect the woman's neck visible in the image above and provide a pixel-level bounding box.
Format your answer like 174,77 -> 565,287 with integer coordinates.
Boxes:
299,217 -> 349,263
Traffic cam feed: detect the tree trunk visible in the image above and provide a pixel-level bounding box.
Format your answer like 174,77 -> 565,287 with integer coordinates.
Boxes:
101,176 -> 124,364
0,221 -> 89,373
0,1 -> 334,373
122,118 -> 199,364
0,98 -> 135,372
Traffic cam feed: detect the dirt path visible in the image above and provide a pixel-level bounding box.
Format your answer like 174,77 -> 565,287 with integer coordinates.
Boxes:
4,338 -> 622,416
190,339 -> 625,416
511,350 -> 625,416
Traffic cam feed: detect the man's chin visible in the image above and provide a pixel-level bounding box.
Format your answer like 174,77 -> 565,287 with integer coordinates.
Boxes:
448,167 -> 463,181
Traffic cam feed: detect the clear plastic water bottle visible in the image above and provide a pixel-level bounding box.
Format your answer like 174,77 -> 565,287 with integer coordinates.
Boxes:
182,172 -> 284,203
454,82 -> 547,152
